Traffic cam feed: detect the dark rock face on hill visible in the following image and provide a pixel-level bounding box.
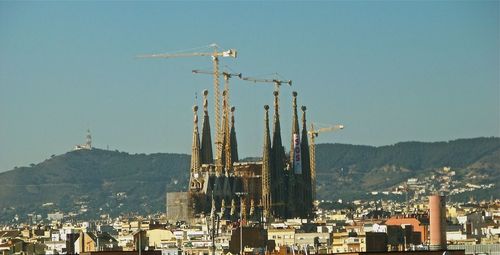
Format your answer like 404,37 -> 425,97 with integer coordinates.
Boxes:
0,137 -> 498,222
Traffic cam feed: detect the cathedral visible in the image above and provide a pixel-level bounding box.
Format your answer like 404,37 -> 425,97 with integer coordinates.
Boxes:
187,88 -> 313,221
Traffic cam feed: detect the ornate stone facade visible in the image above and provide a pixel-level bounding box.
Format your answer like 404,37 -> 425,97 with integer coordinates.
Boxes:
188,90 -> 313,221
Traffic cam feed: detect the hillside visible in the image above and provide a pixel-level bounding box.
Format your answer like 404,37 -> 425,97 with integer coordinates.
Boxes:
0,137 -> 499,222
0,149 -> 190,221
315,137 -> 500,200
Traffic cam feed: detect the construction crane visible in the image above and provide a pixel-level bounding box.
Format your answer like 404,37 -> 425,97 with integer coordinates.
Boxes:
240,76 -> 292,92
193,70 -> 241,172
308,123 -> 344,202
239,76 -> 292,110
137,44 -> 237,170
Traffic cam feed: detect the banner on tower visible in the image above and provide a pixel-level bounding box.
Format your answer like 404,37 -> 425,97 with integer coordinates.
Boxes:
293,133 -> 302,174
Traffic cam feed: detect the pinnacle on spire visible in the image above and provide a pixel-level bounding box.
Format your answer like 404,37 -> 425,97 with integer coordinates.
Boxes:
230,106 -> 239,164
203,89 -> 209,112
272,91 -> 281,144
220,199 -> 226,219
190,105 -> 201,173
301,106 -> 307,130
261,105 -> 272,219
200,90 -> 214,165
210,192 -> 216,218
230,198 -> 237,220
249,199 -> 255,217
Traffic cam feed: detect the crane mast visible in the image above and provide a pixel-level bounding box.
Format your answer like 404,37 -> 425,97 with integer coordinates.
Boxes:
137,45 -> 237,170
212,54 -> 222,171
308,123 -> 344,202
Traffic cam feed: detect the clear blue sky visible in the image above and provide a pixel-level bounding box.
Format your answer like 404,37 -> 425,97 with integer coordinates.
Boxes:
1,1 -> 499,172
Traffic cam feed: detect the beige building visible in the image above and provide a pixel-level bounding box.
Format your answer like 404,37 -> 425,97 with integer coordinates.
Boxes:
295,232 -> 332,253
332,231 -> 366,253
147,229 -> 176,249
327,211 -> 349,221
74,232 -> 96,253
268,228 -> 295,250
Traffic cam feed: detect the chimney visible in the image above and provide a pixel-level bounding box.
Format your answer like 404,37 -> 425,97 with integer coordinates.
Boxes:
429,194 -> 447,250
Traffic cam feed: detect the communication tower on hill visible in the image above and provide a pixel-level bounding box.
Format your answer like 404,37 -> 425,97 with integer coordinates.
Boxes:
74,129 -> 92,151
85,129 -> 92,148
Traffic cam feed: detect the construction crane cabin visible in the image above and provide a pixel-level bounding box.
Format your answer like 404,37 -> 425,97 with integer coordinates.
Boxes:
137,44 -> 237,172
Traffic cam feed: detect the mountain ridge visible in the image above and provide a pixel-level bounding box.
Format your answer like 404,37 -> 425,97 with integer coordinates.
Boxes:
315,137 -> 500,200
0,137 -> 498,222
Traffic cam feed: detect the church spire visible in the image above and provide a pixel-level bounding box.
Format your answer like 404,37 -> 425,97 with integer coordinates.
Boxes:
189,105 -> 202,195
230,106 -> 238,164
290,91 -> 302,174
287,91 -> 301,217
190,105 -> 201,173
200,90 -> 214,165
221,90 -> 231,175
290,91 -> 300,163
301,105 -> 313,218
271,91 -> 286,218
261,105 -> 272,219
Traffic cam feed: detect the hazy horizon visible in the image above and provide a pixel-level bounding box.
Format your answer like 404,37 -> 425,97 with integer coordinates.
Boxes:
2,136 -> 498,173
